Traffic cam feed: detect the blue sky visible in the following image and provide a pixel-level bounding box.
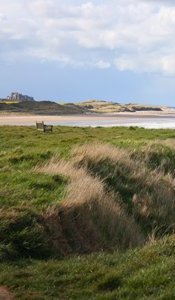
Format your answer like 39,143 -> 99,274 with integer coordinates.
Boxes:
0,0 -> 175,105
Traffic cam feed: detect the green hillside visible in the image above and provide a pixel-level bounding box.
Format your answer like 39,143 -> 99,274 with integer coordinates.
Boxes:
0,99 -> 164,115
0,101 -> 87,115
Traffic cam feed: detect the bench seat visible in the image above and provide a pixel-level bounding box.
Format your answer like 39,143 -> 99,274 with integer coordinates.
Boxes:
36,121 -> 53,132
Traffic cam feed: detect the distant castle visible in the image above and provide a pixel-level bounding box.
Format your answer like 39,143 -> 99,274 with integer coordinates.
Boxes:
8,92 -> 35,102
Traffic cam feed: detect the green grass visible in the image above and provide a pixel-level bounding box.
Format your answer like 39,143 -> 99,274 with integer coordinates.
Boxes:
1,125 -> 174,211
1,126 -> 175,298
0,235 -> 175,299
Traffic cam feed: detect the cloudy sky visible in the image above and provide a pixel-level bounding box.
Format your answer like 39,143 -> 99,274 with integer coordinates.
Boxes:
1,0 -> 175,105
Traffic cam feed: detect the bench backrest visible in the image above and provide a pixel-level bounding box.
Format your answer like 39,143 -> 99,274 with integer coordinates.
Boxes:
36,122 -> 44,130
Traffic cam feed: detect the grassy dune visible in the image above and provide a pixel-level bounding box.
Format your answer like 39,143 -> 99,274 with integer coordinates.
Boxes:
1,126 -> 175,298
77,100 -> 163,113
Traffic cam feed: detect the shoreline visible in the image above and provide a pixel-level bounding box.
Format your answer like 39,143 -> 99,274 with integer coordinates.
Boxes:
1,111 -> 175,127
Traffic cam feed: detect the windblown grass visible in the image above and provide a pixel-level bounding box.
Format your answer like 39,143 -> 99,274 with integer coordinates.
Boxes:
34,141 -> 175,257
71,143 -> 175,237
135,141 -> 175,176
38,159 -> 144,255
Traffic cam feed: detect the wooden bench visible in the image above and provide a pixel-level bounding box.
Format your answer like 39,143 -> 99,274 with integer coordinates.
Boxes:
36,121 -> 53,132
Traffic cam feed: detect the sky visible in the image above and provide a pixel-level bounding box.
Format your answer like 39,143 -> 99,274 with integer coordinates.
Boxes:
1,0 -> 175,105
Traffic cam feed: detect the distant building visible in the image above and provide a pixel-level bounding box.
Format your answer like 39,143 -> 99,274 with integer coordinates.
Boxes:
9,92 -> 34,102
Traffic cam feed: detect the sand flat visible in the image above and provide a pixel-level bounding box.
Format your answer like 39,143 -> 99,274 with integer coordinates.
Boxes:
0,111 -> 175,127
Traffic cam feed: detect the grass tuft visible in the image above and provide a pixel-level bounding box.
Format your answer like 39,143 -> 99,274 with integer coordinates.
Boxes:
96,274 -> 122,291
38,158 -> 144,255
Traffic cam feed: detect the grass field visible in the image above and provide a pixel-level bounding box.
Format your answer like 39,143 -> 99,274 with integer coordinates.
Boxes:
1,125 -> 175,299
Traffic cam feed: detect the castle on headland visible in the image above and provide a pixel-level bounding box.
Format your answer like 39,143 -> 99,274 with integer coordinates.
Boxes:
8,92 -> 35,102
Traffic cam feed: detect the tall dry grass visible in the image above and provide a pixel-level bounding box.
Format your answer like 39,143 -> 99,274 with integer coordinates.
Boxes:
36,142 -> 175,255
71,143 -> 175,236
158,139 -> 175,149
133,140 -> 175,176
71,143 -> 130,166
37,158 -> 144,255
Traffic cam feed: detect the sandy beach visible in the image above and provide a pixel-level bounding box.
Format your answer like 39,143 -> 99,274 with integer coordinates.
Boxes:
0,110 -> 175,128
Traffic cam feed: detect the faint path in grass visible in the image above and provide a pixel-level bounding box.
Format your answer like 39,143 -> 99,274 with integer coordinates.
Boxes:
0,286 -> 15,300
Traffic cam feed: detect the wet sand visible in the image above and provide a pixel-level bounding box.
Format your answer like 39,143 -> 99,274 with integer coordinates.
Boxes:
0,111 -> 175,128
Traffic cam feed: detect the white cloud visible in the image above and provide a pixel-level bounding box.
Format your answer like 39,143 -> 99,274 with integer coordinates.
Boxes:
96,60 -> 111,69
0,0 -> 175,74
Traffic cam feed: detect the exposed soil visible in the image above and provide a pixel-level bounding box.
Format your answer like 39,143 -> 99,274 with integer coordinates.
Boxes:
0,287 -> 15,300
